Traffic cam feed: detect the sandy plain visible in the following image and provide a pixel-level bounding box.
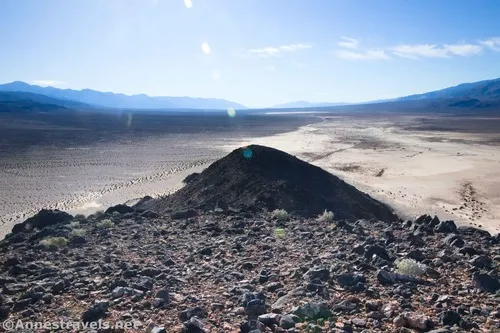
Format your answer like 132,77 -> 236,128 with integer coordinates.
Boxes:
1,110 -> 499,238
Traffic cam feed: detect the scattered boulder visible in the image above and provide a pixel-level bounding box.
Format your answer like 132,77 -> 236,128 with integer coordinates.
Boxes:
440,310 -> 461,326
435,221 -> 457,233
182,316 -> 206,333
105,204 -> 134,215
12,209 -> 73,233
292,302 -> 331,320
81,300 -> 109,323
394,312 -> 434,330
472,272 -> 500,293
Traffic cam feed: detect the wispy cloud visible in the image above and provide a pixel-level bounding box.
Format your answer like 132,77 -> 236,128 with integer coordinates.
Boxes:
31,80 -> 67,87
183,0 -> 192,9
338,37 -> 359,49
390,43 -> 482,59
479,37 -> 500,51
264,65 -> 277,72
335,49 -> 390,60
245,43 -> 312,58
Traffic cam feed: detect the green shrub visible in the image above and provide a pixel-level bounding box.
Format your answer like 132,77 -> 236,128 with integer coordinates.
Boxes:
274,228 -> 286,238
272,209 -> 289,222
40,237 -> 68,247
69,221 -> 80,229
74,214 -> 86,220
70,228 -> 87,237
96,219 -> 114,229
394,258 -> 426,276
317,210 -> 335,222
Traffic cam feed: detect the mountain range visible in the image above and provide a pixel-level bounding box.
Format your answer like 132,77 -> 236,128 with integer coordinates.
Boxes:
0,81 -> 246,110
0,78 -> 500,111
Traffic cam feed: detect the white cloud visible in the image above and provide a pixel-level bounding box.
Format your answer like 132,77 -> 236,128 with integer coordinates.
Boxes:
201,42 -> 210,54
444,44 -> 482,56
390,43 -> 482,59
279,43 -> 312,52
31,80 -> 67,87
390,44 -> 449,58
479,37 -> 500,51
246,43 -> 311,58
211,70 -> 221,80
249,46 -> 280,58
338,36 -> 359,49
183,0 -> 192,8
335,49 -> 390,60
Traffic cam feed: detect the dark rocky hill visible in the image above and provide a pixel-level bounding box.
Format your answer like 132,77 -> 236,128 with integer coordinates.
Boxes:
137,145 -> 397,222
0,146 -> 498,332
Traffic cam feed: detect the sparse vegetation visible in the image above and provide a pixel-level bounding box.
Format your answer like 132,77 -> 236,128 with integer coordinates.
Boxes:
274,228 -> 286,238
39,237 -> 68,248
394,258 -> 426,276
96,219 -> 114,229
69,221 -> 80,229
271,209 -> 289,222
74,214 -> 86,220
70,228 -> 87,237
94,210 -> 105,218
327,223 -> 337,230
317,209 -> 335,222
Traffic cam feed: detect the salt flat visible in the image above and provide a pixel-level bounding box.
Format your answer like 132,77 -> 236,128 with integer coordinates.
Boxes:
1,110 -> 499,238
233,113 -> 500,235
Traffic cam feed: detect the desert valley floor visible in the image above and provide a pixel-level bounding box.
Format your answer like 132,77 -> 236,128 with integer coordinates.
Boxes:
1,110 -> 500,237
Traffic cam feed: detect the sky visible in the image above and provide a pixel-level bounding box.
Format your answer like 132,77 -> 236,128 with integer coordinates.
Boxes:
1,0 -> 500,107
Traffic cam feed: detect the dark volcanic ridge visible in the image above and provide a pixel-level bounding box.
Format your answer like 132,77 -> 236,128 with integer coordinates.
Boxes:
1,145 -> 499,332
137,145 -> 397,222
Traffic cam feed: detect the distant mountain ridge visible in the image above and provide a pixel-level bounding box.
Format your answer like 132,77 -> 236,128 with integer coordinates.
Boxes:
0,81 -> 246,110
1,77 -> 500,112
272,101 -> 349,109
395,78 -> 500,102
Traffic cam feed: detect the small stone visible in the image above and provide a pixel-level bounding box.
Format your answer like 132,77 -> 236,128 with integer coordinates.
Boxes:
112,286 -> 125,299
440,310 -> 461,326
472,272 -> 500,293
51,280 -> 65,293
470,255 -> 493,269
279,314 -> 297,329
352,318 -> 366,327
81,300 -> 108,323
179,307 -> 207,322
182,316 -> 205,333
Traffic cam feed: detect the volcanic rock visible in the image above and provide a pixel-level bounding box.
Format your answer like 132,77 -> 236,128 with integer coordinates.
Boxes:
136,145 -> 397,220
11,209 -> 72,233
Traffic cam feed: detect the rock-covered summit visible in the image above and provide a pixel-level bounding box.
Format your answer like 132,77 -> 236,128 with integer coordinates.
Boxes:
0,145 -> 499,332
137,145 -> 397,222
0,208 -> 499,332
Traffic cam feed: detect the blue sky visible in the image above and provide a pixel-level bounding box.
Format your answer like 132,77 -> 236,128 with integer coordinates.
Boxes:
1,0 -> 500,107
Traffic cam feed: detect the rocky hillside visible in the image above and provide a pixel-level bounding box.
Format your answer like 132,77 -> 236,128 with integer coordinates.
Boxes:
0,206 -> 498,332
0,146 -> 498,332
137,145 -> 397,222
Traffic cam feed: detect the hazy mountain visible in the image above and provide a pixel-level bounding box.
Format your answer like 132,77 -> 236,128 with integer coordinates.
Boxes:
272,101 -> 349,109
396,78 -> 500,102
0,81 -> 247,110
0,91 -> 90,108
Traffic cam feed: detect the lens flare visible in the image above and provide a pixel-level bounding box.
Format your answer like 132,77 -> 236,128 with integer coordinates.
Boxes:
243,147 -> 253,159
227,107 -> 236,118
